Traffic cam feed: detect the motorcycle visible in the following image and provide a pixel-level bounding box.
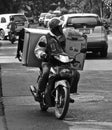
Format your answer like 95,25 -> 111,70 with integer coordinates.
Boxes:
30,46 -> 86,119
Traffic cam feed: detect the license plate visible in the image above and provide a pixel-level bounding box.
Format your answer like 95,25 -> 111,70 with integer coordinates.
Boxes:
79,29 -> 90,34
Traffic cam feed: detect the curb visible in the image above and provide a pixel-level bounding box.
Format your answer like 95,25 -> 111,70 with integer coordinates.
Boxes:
0,65 -> 8,130
0,115 -> 8,130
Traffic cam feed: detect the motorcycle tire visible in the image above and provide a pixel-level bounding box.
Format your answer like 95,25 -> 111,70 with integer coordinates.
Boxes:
55,85 -> 70,119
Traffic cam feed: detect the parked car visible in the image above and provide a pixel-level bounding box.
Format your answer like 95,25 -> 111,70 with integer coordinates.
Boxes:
60,13 -> 108,57
38,13 -> 47,26
0,13 -> 29,40
44,13 -> 56,28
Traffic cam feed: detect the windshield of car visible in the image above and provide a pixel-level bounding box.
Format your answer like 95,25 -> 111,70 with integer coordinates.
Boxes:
11,15 -> 27,22
40,13 -> 46,17
52,13 -> 61,17
67,16 -> 99,28
45,14 -> 56,19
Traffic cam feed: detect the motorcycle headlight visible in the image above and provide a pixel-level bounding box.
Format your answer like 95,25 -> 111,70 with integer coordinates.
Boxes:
59,68 -> 71,77
59,55 -> 70,63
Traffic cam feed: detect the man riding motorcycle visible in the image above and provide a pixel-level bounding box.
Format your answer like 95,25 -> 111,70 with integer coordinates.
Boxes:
30,18 -> 80,103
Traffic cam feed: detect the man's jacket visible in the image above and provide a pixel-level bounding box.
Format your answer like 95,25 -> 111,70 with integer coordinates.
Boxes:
34,32 -> 66,61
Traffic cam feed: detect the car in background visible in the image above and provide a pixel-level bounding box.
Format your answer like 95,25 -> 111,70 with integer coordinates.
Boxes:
44,13 -> 56,28
38,13 -> 47,26
24,12 -> 35,24
60,13 -> 108,57
0,13 -> 29,40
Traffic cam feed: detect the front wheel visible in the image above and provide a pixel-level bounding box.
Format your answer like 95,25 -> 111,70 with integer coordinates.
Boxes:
55,85 -> 70,119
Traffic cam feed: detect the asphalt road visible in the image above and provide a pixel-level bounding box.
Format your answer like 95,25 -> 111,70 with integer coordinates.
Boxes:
0,34 -> 112,130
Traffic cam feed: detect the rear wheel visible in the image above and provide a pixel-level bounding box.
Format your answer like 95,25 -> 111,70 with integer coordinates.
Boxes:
55,85 -> 70,119
100,49 -> 108,57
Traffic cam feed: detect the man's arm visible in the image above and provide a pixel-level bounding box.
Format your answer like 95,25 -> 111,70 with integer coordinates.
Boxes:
34,35 -> 47,59
57,35 -> 66,52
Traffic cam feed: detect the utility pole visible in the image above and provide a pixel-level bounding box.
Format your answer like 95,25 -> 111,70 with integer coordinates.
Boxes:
100,0 -> 104,18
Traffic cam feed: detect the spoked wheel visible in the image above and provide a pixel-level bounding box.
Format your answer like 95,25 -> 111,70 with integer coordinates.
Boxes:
55,85 -> 70,119
0,30 -> 5,40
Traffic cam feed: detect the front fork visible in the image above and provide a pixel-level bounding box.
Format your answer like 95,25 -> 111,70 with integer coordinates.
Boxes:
55,80 -> 69,104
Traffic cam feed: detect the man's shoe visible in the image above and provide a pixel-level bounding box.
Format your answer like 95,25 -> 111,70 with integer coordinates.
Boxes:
30,85 -> 41,102
15,55 -> 22,62
18,57 -> 22,62
69,97 -> 74,103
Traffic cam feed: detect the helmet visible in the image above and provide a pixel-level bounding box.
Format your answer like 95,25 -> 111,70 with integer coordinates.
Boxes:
48,18 -> 63,31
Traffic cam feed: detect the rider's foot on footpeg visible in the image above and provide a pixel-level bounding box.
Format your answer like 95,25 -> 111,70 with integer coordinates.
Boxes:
30,85 -> 41,102
69,97 -> 74,103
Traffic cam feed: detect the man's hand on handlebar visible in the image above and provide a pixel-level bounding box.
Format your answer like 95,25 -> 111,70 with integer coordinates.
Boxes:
40,52 -> 47,60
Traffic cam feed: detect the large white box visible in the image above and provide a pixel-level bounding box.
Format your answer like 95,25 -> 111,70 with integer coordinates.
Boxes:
22,28 -> 49,68
63,28 -> 87,70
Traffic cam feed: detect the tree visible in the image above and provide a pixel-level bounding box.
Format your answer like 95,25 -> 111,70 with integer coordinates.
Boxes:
64,0 -> 112,17
0,0 -> 111,19
0,0 -> 12,13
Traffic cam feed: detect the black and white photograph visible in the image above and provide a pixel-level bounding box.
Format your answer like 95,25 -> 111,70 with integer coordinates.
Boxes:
0,0 -> 112,130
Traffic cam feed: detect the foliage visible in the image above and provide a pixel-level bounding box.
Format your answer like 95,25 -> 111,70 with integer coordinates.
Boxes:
0,0 -> 112,18
0,0 -> 13,13
0,0 -> 65,15
65,0 -> 112,17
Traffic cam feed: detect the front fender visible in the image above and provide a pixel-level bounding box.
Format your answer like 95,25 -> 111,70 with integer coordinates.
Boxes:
55,80 -> 69,89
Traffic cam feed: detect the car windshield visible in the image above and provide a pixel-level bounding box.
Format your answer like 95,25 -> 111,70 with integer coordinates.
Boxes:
40,13 -> 46,17
11,15 -> 27,22
46,14 -> 56,19
67,16 -> 99,28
